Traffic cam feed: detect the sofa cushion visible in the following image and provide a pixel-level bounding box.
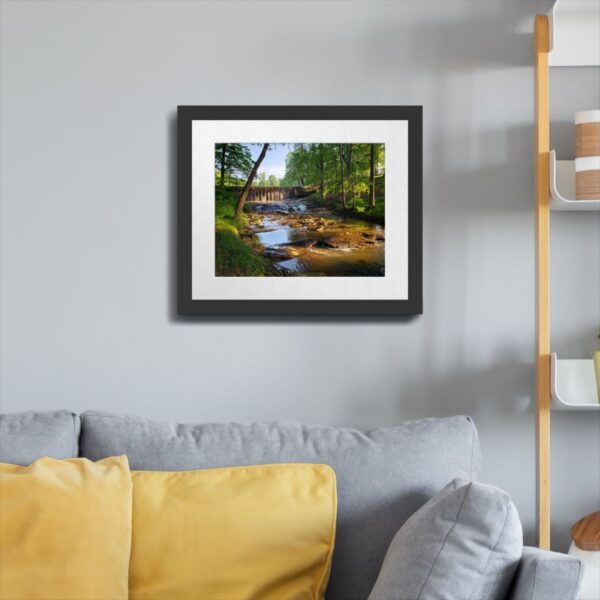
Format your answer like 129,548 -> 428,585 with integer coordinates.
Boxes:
130,464 -> 337,600
0,455 -> 132,600
507,546 -> 583,600
80,411 -> 481,600
368,479 -> 523,600
0,410 -> 80,465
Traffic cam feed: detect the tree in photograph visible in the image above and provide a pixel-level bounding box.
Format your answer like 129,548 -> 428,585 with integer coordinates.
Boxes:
219,144 -> 227,194
281,145 -> 309,187
268,174 -> 280,187
369,143 -> 376,208
338,144 -> 355,207
318,144 -> 325,199
234,143 -> 269,219
338,144 -> 346,209
215,144 -> 254,188
346,144 -> 354,207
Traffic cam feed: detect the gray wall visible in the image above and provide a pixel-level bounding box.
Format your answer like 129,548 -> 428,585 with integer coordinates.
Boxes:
1,0 -> 598,551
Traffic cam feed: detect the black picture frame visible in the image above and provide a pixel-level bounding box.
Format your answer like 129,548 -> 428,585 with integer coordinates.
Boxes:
177,106 -> 422,317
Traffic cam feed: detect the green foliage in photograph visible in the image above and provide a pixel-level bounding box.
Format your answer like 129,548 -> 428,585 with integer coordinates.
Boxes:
215,143 -> 254,188
280,143 -> 384,220
215,190 -> 269,276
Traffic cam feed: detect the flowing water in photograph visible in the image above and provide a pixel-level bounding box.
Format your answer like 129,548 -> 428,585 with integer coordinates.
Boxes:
247,196 -> 384,276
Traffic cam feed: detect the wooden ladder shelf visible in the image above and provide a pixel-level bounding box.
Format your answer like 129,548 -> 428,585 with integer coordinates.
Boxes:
534,1 -> 600,549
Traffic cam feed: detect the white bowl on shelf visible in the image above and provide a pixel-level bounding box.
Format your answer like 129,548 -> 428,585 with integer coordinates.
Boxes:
549,151 -> 600,210
551,353 -> 600,410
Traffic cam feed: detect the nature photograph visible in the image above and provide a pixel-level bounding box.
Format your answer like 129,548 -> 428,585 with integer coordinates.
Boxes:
214,143 -> 385,277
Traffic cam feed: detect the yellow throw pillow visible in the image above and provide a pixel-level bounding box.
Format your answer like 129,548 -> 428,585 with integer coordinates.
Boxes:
130,463 -> 337,600
0,456 -> 132,600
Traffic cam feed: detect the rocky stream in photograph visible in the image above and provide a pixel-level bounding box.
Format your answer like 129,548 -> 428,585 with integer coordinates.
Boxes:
244,197 -> 384,276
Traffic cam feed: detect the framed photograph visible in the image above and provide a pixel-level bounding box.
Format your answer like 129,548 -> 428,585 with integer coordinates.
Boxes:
178,106 -> 422,317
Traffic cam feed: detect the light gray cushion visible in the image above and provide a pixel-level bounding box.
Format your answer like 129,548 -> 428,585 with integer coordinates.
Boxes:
368,479 -> 523,600
0,410 -> 80,465
80,411 -> 481,600
507,546 -> 583,600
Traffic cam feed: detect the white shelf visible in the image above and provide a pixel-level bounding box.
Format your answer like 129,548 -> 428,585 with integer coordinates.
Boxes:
551,353 -> 600,411
548,0 -> 600,66
549,151 -> 600,211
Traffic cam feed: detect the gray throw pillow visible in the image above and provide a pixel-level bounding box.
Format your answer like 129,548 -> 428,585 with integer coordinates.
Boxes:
0,410 -> 80,465
368,479 -> 523,600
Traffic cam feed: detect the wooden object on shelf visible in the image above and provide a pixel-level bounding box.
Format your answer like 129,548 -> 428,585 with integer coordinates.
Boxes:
576,111 -> 600,158
576,110 -> 600,199
571,511 -> 600,551
534,13 -> 551,551
576,167 -> 600,200
576,126 -> 600,156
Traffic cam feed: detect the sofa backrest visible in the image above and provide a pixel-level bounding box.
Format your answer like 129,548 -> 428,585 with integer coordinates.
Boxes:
0,410 -> 80,465
80,411 -> 481,600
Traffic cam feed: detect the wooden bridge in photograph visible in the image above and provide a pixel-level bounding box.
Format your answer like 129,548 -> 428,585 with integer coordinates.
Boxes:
227,186 -> 316,202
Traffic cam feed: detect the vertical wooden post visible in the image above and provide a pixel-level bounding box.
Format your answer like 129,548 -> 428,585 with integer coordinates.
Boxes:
534,14 -> 551,550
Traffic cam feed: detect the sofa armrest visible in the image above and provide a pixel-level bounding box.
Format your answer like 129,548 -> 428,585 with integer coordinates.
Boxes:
507,546 -> 583,600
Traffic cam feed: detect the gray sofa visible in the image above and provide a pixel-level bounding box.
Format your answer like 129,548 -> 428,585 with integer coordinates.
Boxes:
0,410 -> 583,600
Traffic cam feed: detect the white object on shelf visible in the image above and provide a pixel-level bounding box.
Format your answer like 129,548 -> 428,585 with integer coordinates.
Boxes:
568,542 -> 600,600
576,156 -> 600,173
576,110 -> 600,125
548,0 -> 600,67
551,353 -> 600,410
549,151 -> 600,211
